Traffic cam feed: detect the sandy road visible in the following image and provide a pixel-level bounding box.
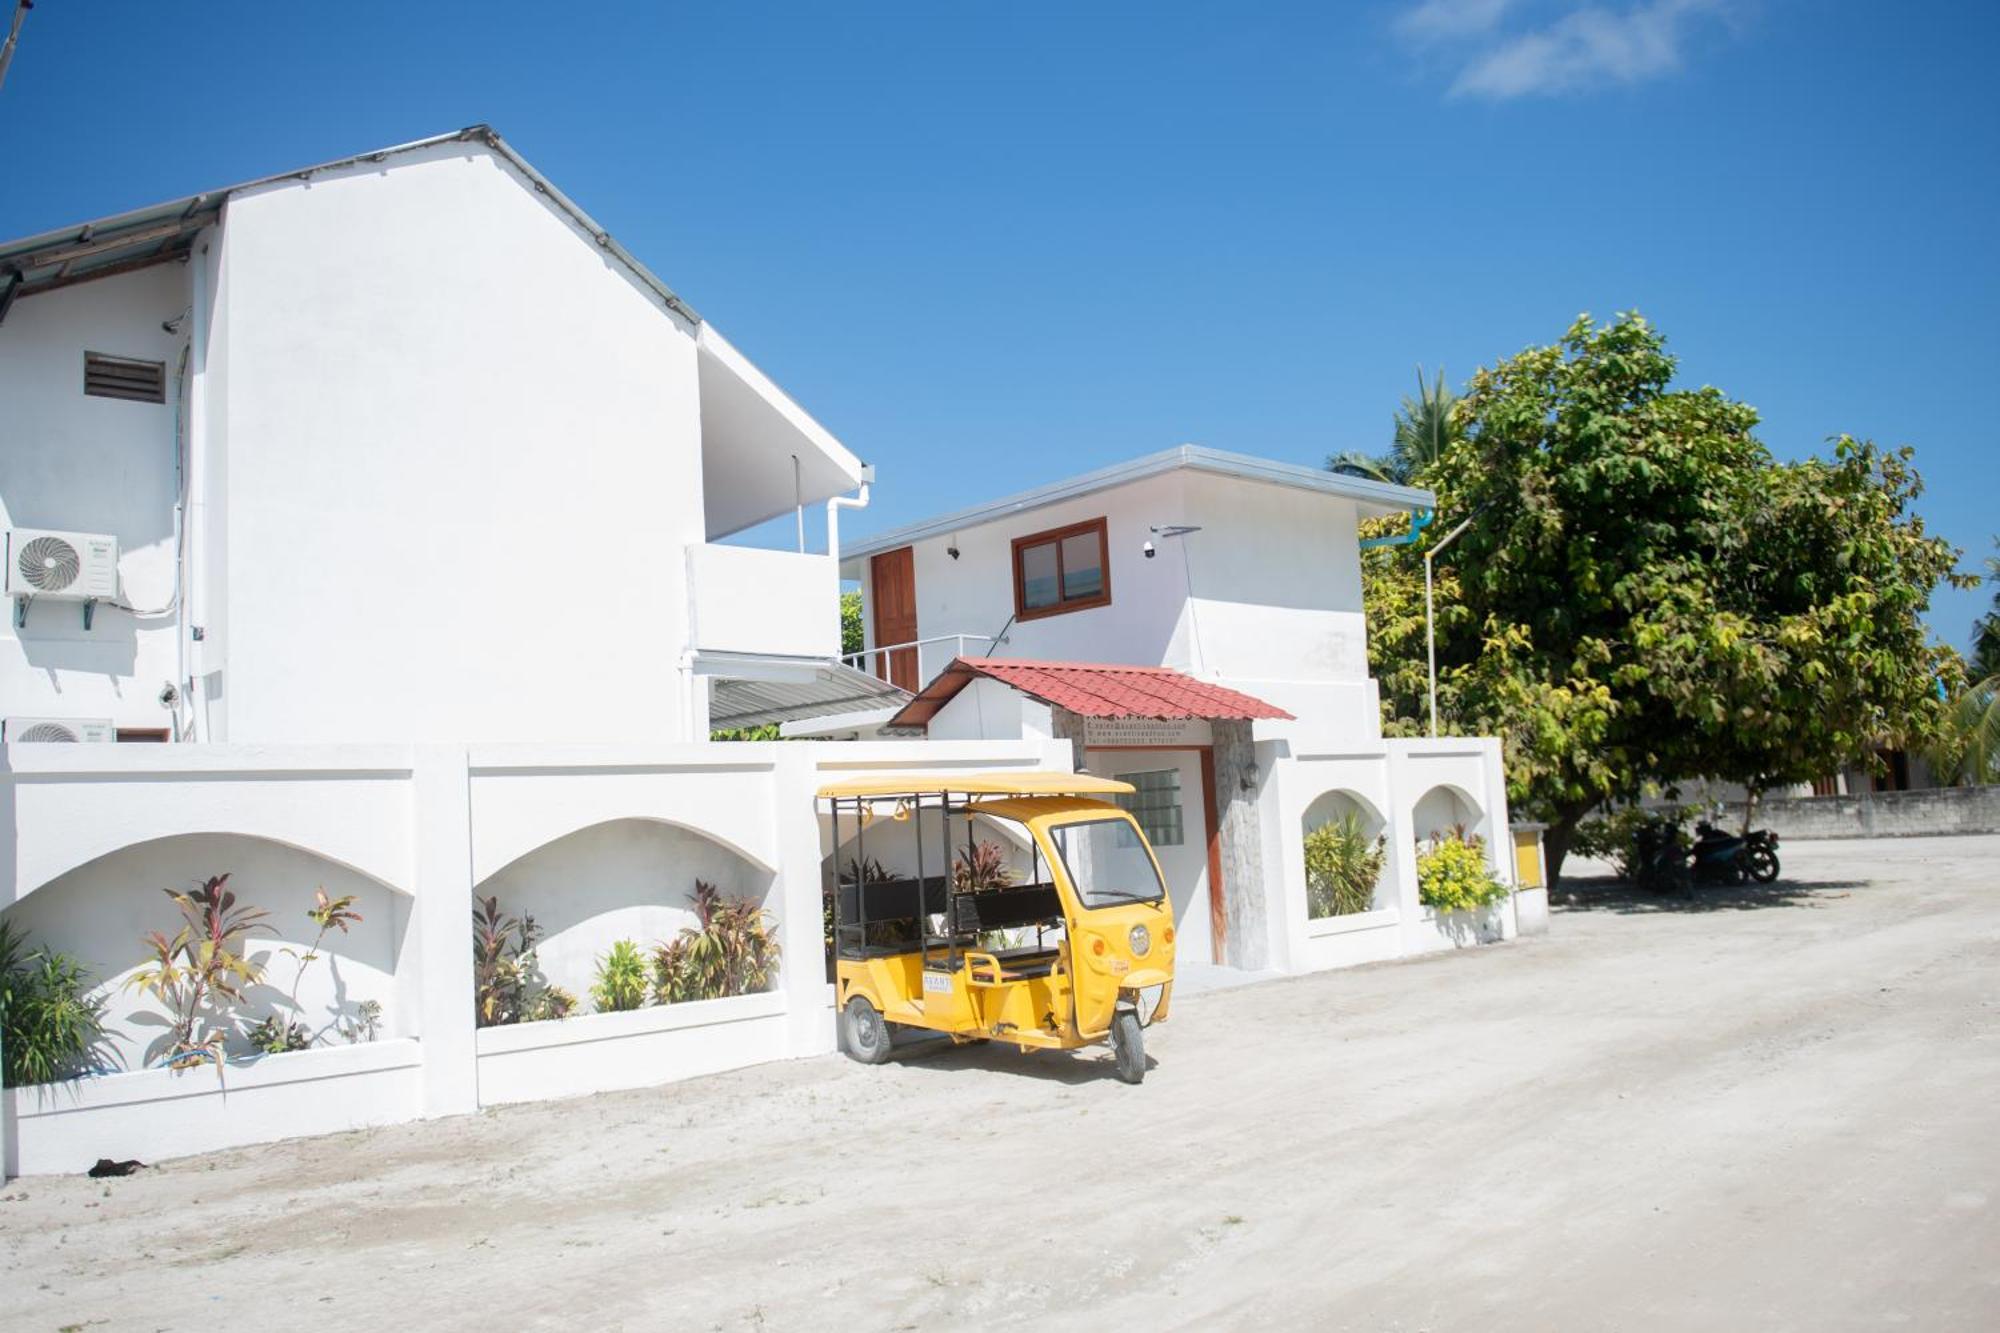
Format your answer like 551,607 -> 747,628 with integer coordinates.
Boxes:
3,835 -> 1996,1331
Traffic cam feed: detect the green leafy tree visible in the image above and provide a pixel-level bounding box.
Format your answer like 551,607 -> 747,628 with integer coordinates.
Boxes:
1364,314 -> 1966,879
1329,365 -> 1464,485
841,588 -> 865,657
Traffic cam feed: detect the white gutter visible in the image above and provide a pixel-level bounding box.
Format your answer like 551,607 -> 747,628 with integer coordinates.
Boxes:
825,464 -> 875,568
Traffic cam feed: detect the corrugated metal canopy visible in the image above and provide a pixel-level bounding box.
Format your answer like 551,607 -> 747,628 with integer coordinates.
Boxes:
0,192 -> 223,311
709,661 -> 913,731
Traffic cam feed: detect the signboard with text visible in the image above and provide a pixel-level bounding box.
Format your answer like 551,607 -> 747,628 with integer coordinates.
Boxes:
1081,718 -> 1213,749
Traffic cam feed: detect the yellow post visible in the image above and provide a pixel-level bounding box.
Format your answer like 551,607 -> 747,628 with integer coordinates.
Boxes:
1510,823 -> 1548,890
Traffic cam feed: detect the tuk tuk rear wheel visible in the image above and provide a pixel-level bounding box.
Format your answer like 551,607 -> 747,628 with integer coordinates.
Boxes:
1110,1010 -> 1145,1085
842,996 -> 891,1065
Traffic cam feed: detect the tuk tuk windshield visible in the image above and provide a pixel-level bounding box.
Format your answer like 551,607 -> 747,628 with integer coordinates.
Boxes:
1049,817 -> 1168,909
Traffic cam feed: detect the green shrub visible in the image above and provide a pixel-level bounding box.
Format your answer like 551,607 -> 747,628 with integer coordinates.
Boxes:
1,919 -> 109,1088
591,940 -> 650,1013
654,881 -> 782,1004
524,985 -> 576,1023
1303,813 -> 1386,917
1571,805 -> 1691,880
1417,834 -> 1508,913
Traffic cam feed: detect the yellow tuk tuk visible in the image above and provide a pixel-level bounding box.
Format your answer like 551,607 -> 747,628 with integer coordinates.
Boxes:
820,771 -> 1176,1083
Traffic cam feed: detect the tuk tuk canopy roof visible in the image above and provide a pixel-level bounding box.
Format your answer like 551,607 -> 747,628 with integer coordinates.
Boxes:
815,771 -> 1136,800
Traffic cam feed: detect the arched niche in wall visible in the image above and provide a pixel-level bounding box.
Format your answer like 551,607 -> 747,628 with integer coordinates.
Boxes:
472,817 -> 776,1007
1410,783 -> 1487,847
1,832 -> 410,1074
1300,788 -> 1392,916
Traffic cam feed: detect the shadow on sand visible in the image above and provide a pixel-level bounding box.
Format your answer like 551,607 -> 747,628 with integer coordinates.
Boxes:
1551,875 -> 1867,915
884,1031 -> 1155,1086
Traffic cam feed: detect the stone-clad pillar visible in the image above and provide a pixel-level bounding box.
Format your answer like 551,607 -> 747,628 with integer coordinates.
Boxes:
1211,720 -> 1269,970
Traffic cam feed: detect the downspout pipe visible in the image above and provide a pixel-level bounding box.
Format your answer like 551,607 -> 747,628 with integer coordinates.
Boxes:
824,464 -> 874,568
1358,507 -> 1434,550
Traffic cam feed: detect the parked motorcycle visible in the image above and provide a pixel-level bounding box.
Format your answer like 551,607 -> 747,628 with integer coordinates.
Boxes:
1632,817 -> 1782,892
1693,821 -> 1781,884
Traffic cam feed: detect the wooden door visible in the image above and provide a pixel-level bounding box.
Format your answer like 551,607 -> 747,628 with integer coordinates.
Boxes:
870,546 -> 919,691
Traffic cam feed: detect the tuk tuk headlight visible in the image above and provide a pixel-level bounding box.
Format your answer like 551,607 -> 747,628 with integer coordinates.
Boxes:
1129,924 -> 1151,957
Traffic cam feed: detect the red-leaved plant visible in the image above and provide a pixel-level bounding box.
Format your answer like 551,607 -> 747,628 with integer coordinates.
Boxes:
126,875 -> 273,1068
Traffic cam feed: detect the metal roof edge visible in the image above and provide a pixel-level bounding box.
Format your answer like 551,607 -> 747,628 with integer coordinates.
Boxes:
0,125 -> 701,326
838,444 -> 1434,567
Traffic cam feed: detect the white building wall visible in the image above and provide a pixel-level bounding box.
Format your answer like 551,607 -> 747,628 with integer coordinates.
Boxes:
0,264 -> 190,735
870,471 -> 1197,670
1175,473 -> 1370,686
207,141 -> 705,745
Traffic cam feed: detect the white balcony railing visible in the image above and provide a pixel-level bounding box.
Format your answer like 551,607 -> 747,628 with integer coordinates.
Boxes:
842,632 -> 997,688
686,545 -> 837,660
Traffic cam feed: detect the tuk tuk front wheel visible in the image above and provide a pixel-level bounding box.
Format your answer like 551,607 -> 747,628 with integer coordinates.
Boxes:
1110,1010 -> 1145,1085
842,996 -> 891,1065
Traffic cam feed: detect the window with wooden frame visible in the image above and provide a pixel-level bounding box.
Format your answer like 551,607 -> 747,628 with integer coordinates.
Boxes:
1011,517 -> 1111,620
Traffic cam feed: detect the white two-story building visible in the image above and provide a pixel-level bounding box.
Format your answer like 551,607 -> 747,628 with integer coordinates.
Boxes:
0,124 -> 900,748
825,446 -> 1529,977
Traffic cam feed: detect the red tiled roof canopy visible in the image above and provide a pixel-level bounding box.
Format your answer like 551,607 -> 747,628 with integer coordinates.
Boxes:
889,658 -> 1294,730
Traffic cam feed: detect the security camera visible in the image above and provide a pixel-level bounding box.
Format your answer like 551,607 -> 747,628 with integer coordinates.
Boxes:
947,543 -> 960,561
157,681 -> 180,709
1143,540 -> 1156,559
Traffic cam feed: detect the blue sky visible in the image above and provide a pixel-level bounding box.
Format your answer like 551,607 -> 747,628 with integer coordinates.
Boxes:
4,1 -> 1993,647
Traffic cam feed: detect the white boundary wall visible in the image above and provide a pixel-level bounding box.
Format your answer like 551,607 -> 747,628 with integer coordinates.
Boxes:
1263,735 -> 1518,975
0,738 -> 1069,1176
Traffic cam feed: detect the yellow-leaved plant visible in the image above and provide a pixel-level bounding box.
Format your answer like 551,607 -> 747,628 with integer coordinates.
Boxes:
1416,834 -> 1507,914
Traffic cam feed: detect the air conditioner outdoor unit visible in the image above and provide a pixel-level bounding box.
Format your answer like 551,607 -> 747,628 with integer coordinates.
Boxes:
5,528 -> 119,602
3,716 -> 116,743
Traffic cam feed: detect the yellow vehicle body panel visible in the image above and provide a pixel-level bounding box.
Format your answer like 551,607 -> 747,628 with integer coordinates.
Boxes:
832,793 -> 1176,1055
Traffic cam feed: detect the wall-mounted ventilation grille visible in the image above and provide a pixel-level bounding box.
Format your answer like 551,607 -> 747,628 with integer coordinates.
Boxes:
83,352 -> 166,403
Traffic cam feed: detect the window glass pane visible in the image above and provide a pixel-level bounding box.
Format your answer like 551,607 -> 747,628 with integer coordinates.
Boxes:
1051,818 -> 1168,909
1114,769 -> 1184,847
1019,540 -> 1059,609
1060,530 -> 1103,601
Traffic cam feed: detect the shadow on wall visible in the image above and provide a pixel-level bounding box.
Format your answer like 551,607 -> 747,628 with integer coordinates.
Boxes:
1411,783 -> 1482,845
474,818 -> 774,1005
0,832 -> 408,1071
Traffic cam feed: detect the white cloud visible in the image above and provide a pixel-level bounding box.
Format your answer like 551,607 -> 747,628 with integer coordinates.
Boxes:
1396,0 -> 1734,100
1396,0 -> 1522,42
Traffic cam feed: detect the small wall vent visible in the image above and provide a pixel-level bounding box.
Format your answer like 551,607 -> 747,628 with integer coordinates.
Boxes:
83,352 -> 166,403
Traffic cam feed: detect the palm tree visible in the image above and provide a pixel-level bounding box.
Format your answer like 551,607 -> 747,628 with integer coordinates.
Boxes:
1325,365 -> 1464,486
1930,539 -> 2000,785
1972,542 -> 2000,682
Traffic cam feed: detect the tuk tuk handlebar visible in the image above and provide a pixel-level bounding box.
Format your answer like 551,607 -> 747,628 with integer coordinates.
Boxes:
965,951 -> 1006,987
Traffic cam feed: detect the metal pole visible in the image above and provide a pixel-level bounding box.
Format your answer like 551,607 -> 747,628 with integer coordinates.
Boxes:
0,1 -> 35,97
792,455 -> 804,553
1426,551 -> 1437,738
1422,513 -> 1478,741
